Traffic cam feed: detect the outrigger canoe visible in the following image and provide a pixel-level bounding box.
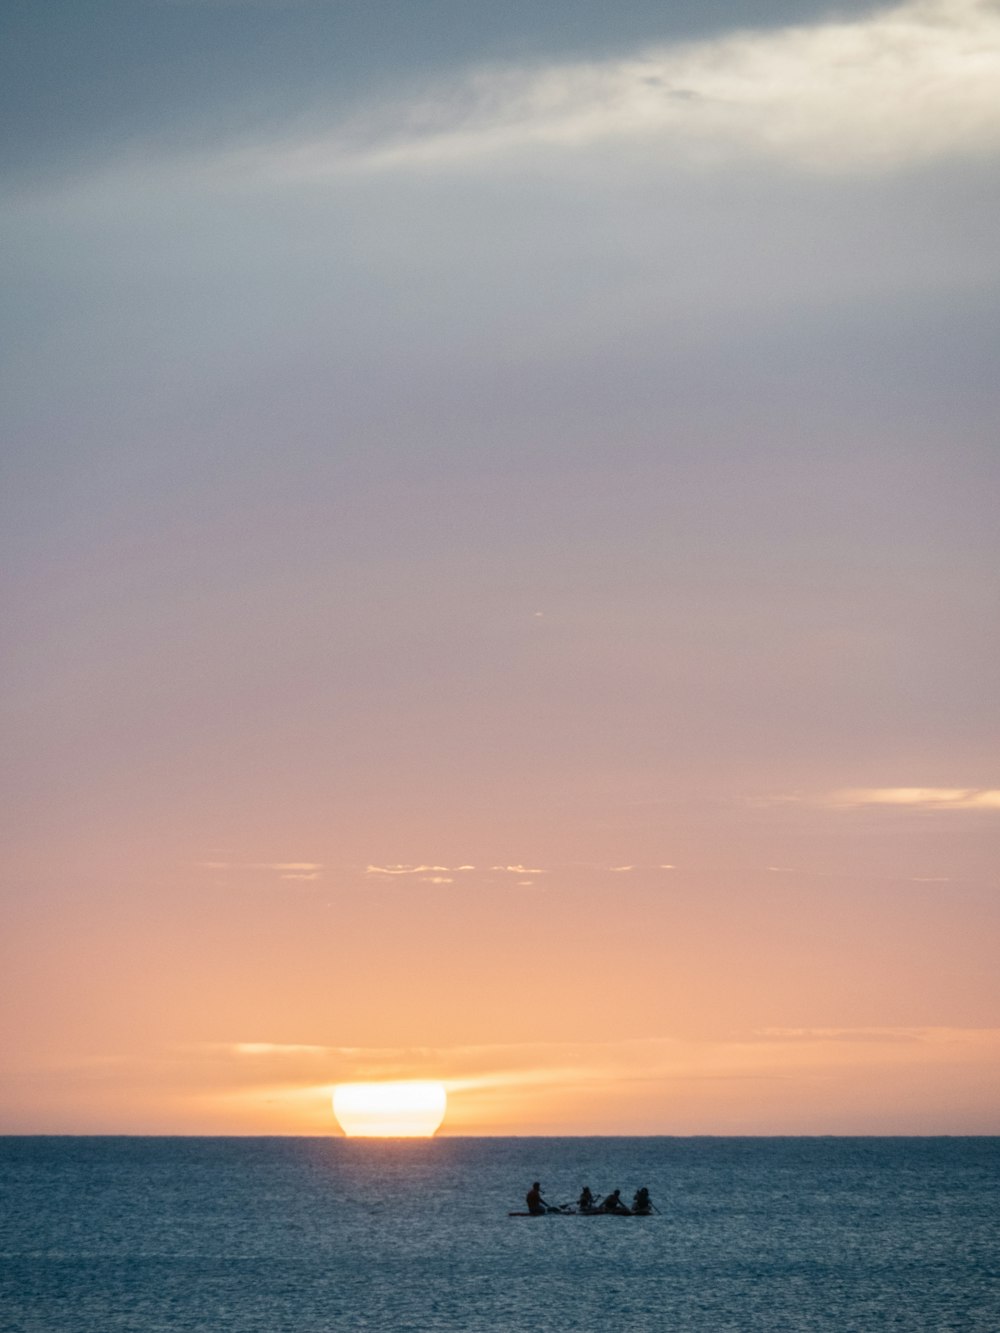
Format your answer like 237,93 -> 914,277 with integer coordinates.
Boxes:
508,1208 -> 646,1217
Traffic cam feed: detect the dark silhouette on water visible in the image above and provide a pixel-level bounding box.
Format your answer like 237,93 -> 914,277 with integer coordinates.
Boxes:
510,1181 -> 654,1217
525,1181 -> 549,1215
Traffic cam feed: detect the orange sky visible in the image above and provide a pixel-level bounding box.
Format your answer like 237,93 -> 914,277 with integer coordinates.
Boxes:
3,798 -> 998,1133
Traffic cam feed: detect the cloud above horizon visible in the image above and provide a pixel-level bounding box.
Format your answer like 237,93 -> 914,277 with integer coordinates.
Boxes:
250,0 -> 1000,179
829,787 -> 1000,810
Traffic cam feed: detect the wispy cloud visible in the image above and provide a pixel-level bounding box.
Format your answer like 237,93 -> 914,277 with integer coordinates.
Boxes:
611,863 -> 675,873
197,859 -> 324,882
230,1042 -> 330,1057
198,860 -> 324,871
263,0 -> 1000,177
259,862 -> 324,871
366,864 -> 453,876
749,1027 -> 926,1044
828,788 -> 1000,810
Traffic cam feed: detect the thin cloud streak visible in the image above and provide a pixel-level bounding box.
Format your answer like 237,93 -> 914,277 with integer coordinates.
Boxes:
829,787 -> 1000,810
197,861 -> 324,871
366,864 -> 453,876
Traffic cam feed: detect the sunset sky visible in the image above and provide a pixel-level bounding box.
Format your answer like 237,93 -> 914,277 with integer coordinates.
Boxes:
2,0 -> 998,1135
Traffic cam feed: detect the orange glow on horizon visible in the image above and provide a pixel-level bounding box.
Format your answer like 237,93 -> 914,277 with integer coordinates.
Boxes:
332,1081 -> 448,1137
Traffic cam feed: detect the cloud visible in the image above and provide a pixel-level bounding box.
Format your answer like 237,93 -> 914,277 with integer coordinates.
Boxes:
361,861 -> 683,884
263,0 -> 1000,177
198,860 -> 324,871
749,1027 -> 927,1044
610,863 -> 675,872
197,859 -> 324,883
366,864 -> 452,876
256,861 -> 324,871
829,787 -> 1000,810
230,1042 -> 329,1057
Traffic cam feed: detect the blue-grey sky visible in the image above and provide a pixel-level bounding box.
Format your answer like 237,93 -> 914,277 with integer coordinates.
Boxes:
2,0 -> 999,1132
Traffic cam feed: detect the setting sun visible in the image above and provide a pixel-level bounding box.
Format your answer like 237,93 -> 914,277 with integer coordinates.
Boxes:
332,1081 -> 448,1137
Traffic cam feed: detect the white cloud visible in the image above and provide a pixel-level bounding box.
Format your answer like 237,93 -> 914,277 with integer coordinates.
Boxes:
829,787 -> 1000,810
366,864 -> 452,876
271,0 -> 1000,177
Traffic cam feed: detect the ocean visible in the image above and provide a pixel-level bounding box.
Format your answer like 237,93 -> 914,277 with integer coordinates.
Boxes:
2,1137 -> 997,1331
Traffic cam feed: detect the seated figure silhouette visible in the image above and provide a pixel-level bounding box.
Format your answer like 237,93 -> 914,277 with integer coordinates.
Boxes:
525,1181 -> 549,1215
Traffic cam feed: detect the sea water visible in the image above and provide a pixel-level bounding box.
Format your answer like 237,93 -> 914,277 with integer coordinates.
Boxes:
1,1137 -> 997,1331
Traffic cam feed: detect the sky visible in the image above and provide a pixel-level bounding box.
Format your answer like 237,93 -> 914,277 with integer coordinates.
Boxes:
2,0 -> 998,1135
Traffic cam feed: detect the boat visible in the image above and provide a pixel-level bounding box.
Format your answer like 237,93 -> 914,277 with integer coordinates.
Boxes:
507,1207 -> 639,1217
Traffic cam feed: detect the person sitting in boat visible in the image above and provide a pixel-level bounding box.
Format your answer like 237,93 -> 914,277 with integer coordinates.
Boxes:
577,1185 -> 597,1213
601,1188 -> 629,1214
632,1186 -> 653,1215
525,1181 -> 550,1215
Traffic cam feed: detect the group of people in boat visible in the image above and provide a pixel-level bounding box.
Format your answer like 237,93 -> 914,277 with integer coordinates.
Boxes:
525,1181 -> 655,1215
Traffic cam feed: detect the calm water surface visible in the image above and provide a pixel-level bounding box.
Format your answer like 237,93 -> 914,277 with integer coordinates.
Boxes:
2,1137 -> 998,1331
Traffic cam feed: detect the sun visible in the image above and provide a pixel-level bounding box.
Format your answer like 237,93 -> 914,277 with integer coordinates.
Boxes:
332,1081 -> 448,1137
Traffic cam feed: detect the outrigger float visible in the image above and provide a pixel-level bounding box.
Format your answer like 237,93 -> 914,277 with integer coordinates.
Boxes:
508,1207 -> 653,1217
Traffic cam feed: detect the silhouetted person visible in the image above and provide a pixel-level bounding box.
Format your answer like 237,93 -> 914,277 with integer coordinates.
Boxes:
526,1181 -> 549,1215
601,1188 -> 628,1214
578,1185 -> 596,1213
632,1186 -> 653,1215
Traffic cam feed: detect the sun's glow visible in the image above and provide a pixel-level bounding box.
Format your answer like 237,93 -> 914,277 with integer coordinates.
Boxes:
332,1081 -> 448,1137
